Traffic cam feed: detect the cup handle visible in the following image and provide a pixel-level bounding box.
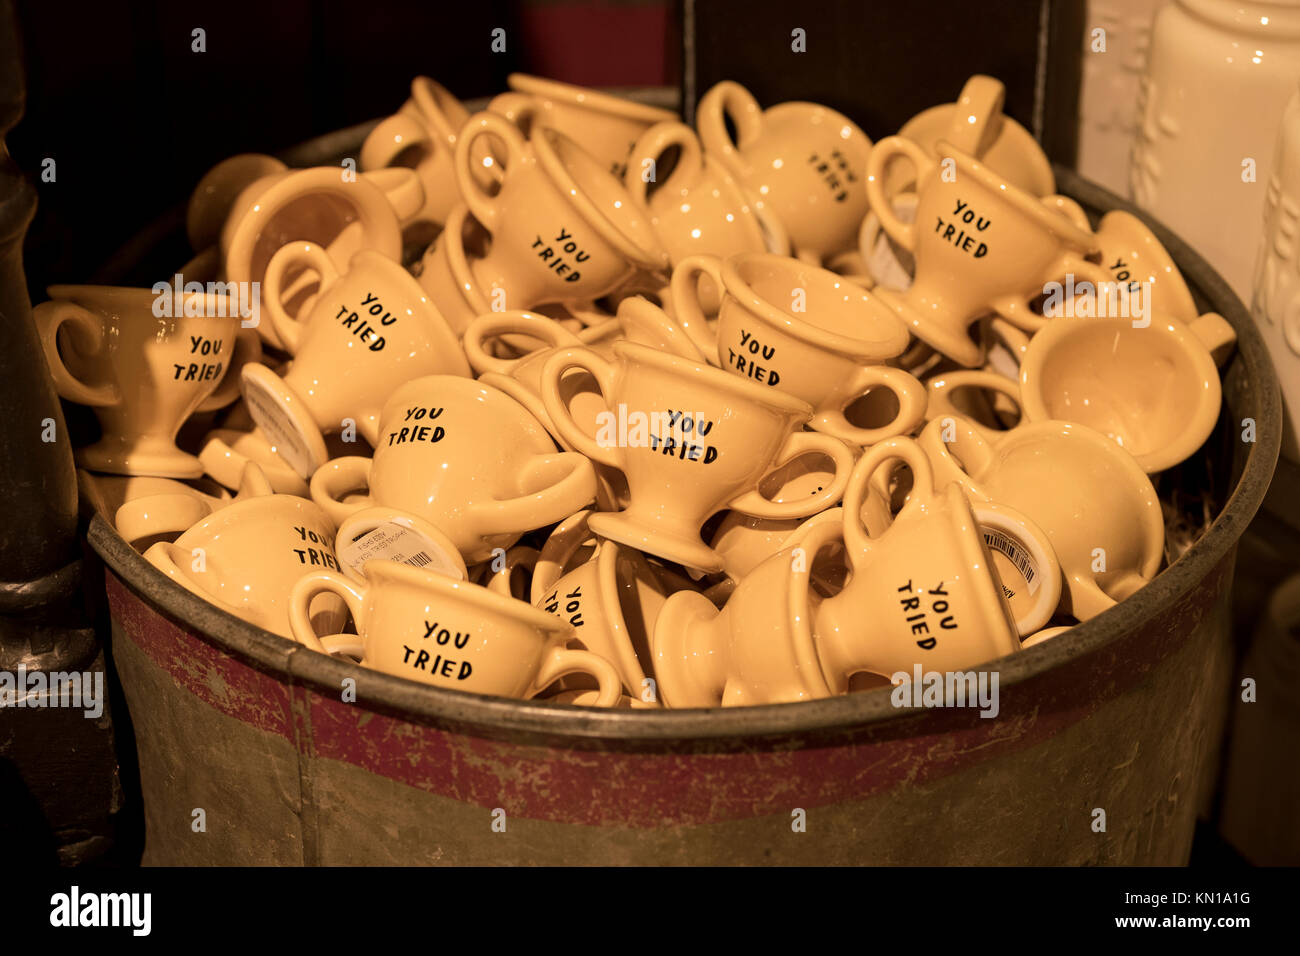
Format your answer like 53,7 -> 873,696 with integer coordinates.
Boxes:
359,113 -> 432,173
695,80 -> 764,163
530,644 -> 622,708
841,437 -> 937,564
668,254 -> 725,360
926,369 -> 1023,423
288,570 -> 369,654
1188,311 -> 1236,361
480,545 -> 540,600
462,310 -> 574,376
817,365 -> 928,446
1043,194 -> 1093,232
114,493 -> 217,545
197,326 -> 265,412
530,509 -> 596,605
262,241 -> 341,354
454,111 -> 529,232
864,136 -> 937,253
538,347 -> 622,468
987,317 -> 1031,364
361,168 -> 427,225
31,300 -> 119,407
309,456 -> 374,527
624,121 -> 704,207
728,432 -> 855,520
469,452 -> 596,536
944,74 -> 1006,158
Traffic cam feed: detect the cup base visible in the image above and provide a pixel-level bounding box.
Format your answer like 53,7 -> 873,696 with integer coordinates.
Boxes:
76,438 -> 203,480
874,287 -> 983,368
588,513 -> 724,574
239,363 -> 329,479
198,428 -> 311,497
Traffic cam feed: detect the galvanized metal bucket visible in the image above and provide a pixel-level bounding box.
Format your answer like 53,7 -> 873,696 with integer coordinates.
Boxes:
86,112 -> 1281,864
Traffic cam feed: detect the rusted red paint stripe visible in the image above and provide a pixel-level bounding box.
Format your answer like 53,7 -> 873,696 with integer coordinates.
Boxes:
105,558 -> 1226,828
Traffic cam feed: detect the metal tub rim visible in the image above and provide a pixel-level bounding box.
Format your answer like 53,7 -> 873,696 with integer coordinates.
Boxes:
86,149 -> 1282,744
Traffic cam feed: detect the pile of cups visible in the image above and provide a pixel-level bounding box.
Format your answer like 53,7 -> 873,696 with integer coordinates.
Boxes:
48,73 -> 1232,709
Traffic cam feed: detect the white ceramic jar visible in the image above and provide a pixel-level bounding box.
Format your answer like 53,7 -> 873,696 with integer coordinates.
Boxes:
1078,0 -> 1165,195
1252,83 -> 1300,460
1132,0 -> 1300,299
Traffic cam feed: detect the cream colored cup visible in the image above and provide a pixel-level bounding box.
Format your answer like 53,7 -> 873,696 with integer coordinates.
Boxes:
360,77 -> 471,230
864,137 -> 1107,367
1034,205 -> 1201,331
219,167 -> 409,350
240,246 -> 471,478
498,74 -> 679,177
894,74 -> 1056,197
539,341 -> 853,572
925,369 -> 1024,443
288,559 -> 621,706
35,285 -> 251,478
142,475 -> 347,640
186,153 -> 287,252
624,121 -> 790,268
1016,314 -> 1225,474
652,521 -> 842,708
696,80 -> 872,263
309,375 -> 596,564
453,113 -> 668,309
533,539 -> 669,706
615,293 -> 710,365
710,452 -> 892,585
917,415 -> 1164,621
811,437 -> 1024,683
114,459 -> 272,546
198,426 -> 312,497
671,253 -> 927,445
78,470 -> 231,537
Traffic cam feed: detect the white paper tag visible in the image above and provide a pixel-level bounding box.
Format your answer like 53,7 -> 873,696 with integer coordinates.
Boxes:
338,521 -> 463,580
983,527 -> 1041,597
243,381 -> 316,479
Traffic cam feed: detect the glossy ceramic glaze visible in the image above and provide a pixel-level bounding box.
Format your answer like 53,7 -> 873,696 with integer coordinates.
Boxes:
309,375 -> 596,563
539,341 -> 852,571
289,559 -> 621,705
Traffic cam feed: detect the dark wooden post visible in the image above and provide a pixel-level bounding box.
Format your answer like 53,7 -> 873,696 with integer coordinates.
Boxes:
0,0 -> 125,865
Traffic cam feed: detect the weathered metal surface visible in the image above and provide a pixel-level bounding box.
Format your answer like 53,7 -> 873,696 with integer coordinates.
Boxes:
85,113 -> 1282,864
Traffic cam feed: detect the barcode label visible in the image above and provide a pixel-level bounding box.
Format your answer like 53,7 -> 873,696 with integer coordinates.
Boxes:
338,521 -> 462,581
983,528 -> 1040,595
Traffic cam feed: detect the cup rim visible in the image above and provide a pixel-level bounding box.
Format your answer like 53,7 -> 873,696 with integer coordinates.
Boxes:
932,140 -> 1097,251
46,283 -> 242,321
531,125 -> 668,272
1018,315 -> 1221,474
364,558 -> 572,635
761,100 -> 871,146
609,340 -> 814,417
507,73 -> 677,124
720,253 -> 910,360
